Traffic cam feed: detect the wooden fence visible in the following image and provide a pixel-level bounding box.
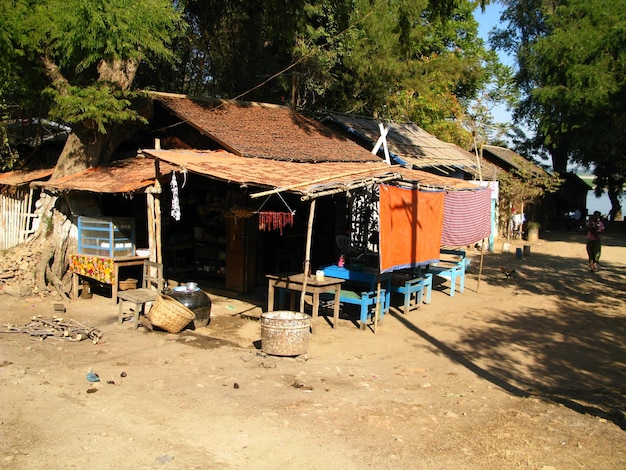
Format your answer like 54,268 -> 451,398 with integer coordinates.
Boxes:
0,187 -> 37,250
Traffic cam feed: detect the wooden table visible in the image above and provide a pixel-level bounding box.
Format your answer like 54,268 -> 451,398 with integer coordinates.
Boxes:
69,254 -> 149,304
321,265 -> 392,313
266,273 -> 344,333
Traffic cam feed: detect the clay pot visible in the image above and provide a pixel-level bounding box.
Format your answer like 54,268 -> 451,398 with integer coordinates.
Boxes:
166,287 -> 212,329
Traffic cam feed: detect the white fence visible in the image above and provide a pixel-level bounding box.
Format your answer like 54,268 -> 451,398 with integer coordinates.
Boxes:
0,187 -> 37,250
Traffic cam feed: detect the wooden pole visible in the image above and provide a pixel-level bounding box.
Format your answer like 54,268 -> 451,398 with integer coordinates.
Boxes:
476,238 -> 485,293
374,278 -> 381,333
155,189 -> 162,265
300,199 -> 316,314
250,165 -> 391,199
146,192 -> 156,262
24,188 -> 34,242
1,194 -> 5,249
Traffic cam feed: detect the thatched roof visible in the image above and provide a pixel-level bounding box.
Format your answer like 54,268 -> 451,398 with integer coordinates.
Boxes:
151,92 -> 381,164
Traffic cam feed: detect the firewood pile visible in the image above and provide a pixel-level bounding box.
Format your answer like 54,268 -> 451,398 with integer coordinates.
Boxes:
0,243 -> 42,297
0,243 -> 72,299
3,316 -> 103,344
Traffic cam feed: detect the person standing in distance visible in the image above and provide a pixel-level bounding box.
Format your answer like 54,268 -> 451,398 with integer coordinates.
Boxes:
586,211 -> 605,271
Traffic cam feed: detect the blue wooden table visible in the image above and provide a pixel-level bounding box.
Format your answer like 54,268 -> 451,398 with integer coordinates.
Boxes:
321,265 -> 391,329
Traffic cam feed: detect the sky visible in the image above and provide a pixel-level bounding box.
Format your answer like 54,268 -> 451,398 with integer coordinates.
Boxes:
474,4 -> 619,212
475,3 -> 515,125
476,3 -> 505,59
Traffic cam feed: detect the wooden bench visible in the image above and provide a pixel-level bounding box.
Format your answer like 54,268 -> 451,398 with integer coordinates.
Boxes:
321,288 -> 387,330
427,249 -> 469,297
321,265 -> 391,315
389,273 -> 433,314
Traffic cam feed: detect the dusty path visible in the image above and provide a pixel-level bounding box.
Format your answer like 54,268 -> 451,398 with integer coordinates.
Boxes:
1,231 -> 625,469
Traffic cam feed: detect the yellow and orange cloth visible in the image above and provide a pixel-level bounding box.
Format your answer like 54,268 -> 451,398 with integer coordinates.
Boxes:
69,255 -> 116,284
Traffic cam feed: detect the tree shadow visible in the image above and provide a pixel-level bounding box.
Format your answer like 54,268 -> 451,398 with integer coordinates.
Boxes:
393,233 -> 626,429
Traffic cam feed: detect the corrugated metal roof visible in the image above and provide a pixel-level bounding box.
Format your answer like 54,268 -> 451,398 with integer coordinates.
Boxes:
142,149 -> 476,197
481,145 -> 551,179
151,92 -> 382,164
0,168 -> 54,186
323,113 -> 498,177
482,145 -> 532,171
34,158 -> 176,193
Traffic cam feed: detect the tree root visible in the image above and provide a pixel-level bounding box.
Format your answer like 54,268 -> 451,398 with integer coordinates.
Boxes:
46,265 -> 71,303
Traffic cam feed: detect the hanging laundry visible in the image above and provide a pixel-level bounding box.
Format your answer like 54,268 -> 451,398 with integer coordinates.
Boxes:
170,173 -> 181,221
258,211 -> 294,235
441,187 -> 491,246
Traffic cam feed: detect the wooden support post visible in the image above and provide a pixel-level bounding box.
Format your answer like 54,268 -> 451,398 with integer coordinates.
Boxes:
299,199 -> 316,314
476,238 -> 485,293
146,192 -> 156,262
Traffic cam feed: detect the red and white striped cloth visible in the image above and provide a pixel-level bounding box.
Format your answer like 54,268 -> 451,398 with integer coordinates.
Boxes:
441,188 -> 491,246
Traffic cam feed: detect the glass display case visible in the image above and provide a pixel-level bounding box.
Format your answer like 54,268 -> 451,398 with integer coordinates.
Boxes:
77,216 -> 136,258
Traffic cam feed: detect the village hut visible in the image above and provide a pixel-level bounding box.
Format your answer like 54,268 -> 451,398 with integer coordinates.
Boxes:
480,145 -> 588,230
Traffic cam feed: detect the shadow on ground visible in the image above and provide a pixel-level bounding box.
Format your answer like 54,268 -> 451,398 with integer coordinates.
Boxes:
397,230 -> 626,429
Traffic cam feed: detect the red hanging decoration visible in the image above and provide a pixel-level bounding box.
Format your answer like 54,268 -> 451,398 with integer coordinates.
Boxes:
258,211 -> 294,235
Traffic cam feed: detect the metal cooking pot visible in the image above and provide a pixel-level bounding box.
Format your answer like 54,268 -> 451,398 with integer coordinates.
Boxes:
165,286 -> 212,329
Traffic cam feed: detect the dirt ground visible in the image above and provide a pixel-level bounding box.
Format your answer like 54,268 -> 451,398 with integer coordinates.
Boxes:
1,230 -> 625,469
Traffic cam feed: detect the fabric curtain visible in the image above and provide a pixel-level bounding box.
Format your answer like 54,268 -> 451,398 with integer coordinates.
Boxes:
441,187 -> 492,246
379,185 -> 444,273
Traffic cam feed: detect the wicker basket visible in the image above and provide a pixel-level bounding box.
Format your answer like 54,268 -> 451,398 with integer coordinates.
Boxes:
118,278 -> 138,291
147,294 -> 196,333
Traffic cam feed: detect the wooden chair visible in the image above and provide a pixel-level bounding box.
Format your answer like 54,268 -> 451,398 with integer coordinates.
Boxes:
117,261 -> 164,329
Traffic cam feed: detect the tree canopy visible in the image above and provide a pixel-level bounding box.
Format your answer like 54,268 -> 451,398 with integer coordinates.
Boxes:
1,0 -> 184,173
2,0 -> 507,171
492,0 -> 626,217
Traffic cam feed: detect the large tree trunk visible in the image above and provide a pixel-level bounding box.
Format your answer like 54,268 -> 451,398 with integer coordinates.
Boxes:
27,193 -> 75,300
10,55 -> 149,298
51,132 -> 112,179
28,101 -> 151,299
607,186 -> 623,222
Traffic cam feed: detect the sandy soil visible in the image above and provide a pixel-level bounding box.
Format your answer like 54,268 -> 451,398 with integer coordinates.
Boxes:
1,230 -> 625,469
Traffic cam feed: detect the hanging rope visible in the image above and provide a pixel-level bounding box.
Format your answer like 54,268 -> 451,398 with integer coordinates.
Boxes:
256,192 -> 296,235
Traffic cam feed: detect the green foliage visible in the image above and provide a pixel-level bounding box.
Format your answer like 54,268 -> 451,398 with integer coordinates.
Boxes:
493,0 -> 626,214
498,155 -> 563,210
46,86 -> 146,134
2,0 -> 184,135
18,0 -> 184,74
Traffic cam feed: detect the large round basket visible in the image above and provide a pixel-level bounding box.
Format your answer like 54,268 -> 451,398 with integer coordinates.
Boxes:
147,294 -> 196,333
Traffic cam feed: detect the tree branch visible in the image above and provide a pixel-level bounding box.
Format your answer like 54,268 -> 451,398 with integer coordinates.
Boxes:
97,58 -> 139,90
39,54 -> 70,95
